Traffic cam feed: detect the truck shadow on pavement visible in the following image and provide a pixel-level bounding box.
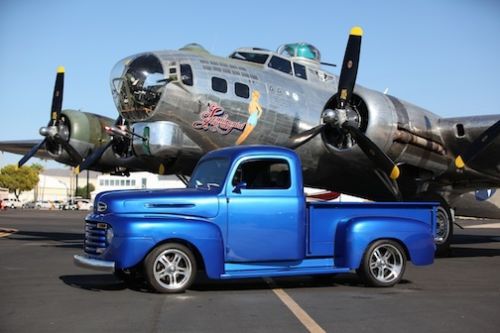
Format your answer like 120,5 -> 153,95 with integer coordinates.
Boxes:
60,274 -> 148,292
6,230 -> 83,249
60,273 -> 410,293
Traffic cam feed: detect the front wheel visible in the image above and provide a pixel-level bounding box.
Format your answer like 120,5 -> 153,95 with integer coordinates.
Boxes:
357,240 -> 406,287
144,243 -> 197,293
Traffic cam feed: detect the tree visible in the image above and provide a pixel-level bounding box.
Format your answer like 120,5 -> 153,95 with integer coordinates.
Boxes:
0,164 -> 41,199
75,183 -> 95,199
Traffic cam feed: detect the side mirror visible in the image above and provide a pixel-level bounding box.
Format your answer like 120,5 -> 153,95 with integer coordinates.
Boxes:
233,182 -> 247,194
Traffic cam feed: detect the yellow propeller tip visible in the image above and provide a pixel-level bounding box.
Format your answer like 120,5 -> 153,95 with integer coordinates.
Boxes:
455,156 -> 465,169
350,26 -> 363,36
57,66 -> 65,73
74,166 -> 80,174
390,165 -> 400,180
159,163 -> 165,175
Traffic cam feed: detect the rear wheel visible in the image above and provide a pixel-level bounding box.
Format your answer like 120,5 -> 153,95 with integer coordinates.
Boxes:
144,243 -> 197,293
357,239 -> 406,287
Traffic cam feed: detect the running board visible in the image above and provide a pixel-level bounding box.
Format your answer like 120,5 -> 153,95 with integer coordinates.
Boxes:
221,258 -> 350,279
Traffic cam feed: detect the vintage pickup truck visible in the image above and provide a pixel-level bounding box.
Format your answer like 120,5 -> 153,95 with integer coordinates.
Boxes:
74,145 -> 436,293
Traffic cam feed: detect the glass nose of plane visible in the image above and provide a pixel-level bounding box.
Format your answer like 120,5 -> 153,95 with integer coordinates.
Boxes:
110,53 -> 167,121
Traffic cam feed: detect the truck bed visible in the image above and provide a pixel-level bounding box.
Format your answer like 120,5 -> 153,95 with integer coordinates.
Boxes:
306,202 -> 437,257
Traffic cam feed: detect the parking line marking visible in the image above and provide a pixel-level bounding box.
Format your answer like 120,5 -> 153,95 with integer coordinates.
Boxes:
265,278 -> 326,333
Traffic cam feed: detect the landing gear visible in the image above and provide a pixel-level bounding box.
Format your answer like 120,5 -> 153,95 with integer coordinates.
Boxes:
434,204 -> 453,257
417,193 -> 453,256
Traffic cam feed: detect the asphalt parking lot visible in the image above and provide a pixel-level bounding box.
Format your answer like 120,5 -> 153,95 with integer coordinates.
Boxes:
1,210 -> 500,332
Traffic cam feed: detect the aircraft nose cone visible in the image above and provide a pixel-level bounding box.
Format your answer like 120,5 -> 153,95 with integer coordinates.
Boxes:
110,53 -> 167,122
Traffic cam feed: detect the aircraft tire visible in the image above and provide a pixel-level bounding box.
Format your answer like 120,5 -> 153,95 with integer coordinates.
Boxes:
416,193 -> 453,257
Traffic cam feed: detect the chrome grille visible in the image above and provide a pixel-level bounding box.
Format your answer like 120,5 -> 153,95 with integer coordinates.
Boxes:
84,221 -> 109,255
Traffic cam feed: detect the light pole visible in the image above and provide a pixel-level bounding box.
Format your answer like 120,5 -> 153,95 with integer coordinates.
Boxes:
56,179 -> 69,202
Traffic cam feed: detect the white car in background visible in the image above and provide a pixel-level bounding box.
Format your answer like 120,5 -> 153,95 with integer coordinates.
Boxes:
35,200 -> 55,210
75,199 -> 93,210
2,198 -> 22,209
62,199 -> 93,210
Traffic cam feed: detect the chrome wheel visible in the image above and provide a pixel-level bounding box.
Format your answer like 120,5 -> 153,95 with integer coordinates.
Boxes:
154,249 -> 192,291
368,244 -> 404,284
358,239 -> 406,287
145,243 -> 197,293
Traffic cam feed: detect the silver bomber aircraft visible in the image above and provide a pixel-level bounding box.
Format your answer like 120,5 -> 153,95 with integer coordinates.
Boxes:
1,27 -> 499,254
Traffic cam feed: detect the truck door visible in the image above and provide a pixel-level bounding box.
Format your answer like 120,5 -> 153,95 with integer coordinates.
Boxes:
225,157 -> 305,262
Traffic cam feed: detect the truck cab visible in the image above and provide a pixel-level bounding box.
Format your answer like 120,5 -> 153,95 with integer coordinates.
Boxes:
75,145 -> 436,293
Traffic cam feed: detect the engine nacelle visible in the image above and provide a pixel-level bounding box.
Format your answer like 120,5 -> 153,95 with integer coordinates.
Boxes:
49,109 -> 114,165
321,86 -> 451,175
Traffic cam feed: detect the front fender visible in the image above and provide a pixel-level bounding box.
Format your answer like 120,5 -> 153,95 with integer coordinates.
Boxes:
94,214 -> 225,278
334,216 -> 435,269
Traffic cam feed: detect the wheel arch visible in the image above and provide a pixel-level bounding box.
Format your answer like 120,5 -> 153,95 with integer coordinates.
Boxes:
334,216 -> 435,269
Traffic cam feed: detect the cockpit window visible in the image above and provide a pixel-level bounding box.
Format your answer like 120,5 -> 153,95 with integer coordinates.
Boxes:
268,56 -> 292,75
230,52 -> 269,65
293,63 -> 307,80
180,64 -> 193,86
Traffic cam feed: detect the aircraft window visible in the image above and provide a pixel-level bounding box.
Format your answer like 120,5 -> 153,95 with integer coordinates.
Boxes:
268,56 -> 292,75
235,82 -> 250,99
232,159 -> 291,190
293,63 -> 307,80
180,64 -> 193,86
212,77 -> 228,93
230,52 -> 269,64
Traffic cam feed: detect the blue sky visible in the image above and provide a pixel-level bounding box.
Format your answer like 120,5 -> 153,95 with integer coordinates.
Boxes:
0,0 -> 499,168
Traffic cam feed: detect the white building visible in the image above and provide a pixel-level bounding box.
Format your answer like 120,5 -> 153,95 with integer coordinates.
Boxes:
18,169 -> 100,203
92,172 -> 185,200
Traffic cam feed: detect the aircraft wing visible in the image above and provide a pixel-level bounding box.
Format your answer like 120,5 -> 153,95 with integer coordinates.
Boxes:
0,140 -> 53,161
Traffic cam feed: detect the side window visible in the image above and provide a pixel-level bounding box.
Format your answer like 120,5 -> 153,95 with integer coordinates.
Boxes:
232,159 -> 291,190
180,64 -> 193,86
235,82 -> 250,99
268,56 -> 292,75
212,77 -> 227,93
293,63 -> 307,80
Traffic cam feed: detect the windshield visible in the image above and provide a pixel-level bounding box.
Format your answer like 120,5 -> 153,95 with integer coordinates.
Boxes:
229,52 -> 269,64
187,158 -> 230,190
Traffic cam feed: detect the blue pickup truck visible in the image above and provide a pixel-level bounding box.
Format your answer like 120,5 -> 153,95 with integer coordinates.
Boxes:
74,145 -> 436,293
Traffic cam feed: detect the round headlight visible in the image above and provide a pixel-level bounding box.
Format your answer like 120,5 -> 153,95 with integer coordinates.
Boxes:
106,227 -> 114,244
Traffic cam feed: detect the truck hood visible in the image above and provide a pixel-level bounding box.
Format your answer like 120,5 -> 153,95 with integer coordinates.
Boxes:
96,188 -> 220,218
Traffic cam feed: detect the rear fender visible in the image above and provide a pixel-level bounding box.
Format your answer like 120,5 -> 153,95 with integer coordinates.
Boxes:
334,216 -> 435,269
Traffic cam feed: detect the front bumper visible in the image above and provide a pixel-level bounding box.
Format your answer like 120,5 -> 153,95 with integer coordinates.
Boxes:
74,254 -> 115,272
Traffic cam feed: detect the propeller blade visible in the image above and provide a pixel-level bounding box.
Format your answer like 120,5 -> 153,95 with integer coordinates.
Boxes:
336,27 -> 363,109
374,169 -> 402,201
455,119 -> 500,169
286,124 -> 325,149
54,134 -> 82,164
18,139 -> 47,167
77,140 -> 113,173
343,122 -> 400,180
50,66 -> 65,125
